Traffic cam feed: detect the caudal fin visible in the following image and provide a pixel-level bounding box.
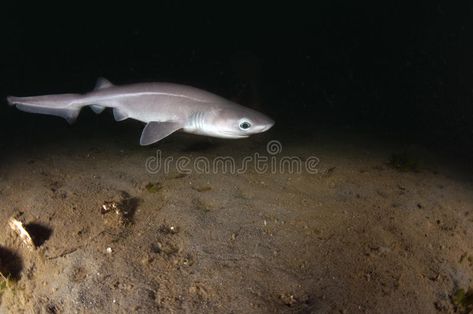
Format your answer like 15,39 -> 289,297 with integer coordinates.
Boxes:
7,93 -> 83,124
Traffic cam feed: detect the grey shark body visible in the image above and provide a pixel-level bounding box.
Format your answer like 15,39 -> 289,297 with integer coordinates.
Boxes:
7,78 -> 274,145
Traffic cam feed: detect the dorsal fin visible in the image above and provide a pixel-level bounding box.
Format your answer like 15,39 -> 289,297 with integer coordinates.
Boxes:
95,77 -> 113,90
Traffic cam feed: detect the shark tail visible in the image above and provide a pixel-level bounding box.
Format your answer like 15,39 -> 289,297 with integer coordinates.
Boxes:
7,78 -> 114,123
7,94 -> 85,124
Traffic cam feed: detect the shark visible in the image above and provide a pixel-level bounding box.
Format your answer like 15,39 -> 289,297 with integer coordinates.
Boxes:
7,78 -> 274,145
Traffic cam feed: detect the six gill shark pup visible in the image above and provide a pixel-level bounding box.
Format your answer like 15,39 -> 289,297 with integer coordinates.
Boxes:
7,78 -> 274,145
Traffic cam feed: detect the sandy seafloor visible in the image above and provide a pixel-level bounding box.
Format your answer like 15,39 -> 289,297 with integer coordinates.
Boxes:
0,113 -> 473,313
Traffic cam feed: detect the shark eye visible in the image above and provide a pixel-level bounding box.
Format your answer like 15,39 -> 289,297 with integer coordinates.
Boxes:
239,121 -> 251,130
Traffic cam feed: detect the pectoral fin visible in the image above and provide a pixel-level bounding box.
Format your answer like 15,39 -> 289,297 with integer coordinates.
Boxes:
140,121 -> 182,145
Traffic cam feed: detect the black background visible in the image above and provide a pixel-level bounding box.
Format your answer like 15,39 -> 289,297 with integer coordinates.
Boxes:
0,2 -> 472,154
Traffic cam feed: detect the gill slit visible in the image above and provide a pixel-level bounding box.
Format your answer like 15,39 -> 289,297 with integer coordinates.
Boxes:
192,111 -> 205,130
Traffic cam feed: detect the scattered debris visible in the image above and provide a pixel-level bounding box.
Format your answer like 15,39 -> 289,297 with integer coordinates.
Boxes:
172,173 -> 188,179
180,254 -> 194,266
189,282 -> 211,300
100,193 -> 140,226
150,243 -> 162,254
397,184 -> 406,191
434,300 -> 449,312
101,201 -> 120,215
151,224 -> 183,259
192,185 -> 212,192
159,241 -> 180,256
158,224 -> 179,235
279,293 -> 297,306
192,198 -> 214,212
323,167 -> 336,177
8,217 -> 35,249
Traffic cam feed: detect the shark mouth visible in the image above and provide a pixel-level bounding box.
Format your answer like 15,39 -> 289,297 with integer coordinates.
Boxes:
218,131 -> 249,138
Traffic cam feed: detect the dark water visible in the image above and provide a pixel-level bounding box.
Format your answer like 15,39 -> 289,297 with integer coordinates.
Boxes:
1,2 -> 472,152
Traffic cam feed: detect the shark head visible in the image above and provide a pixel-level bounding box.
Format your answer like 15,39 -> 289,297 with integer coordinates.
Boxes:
206,105 -> 274,139
186,104 -> 275,139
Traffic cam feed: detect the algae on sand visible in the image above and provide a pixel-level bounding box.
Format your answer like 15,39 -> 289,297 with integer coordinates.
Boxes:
0,273 -> 14,299
388,151 -> 420,172
452,288 -> 473,313
145,182 -> 163,193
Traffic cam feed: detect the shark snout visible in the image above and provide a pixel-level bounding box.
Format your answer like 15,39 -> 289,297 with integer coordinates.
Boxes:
254,119 -> 275,133
266,119 -> 275,131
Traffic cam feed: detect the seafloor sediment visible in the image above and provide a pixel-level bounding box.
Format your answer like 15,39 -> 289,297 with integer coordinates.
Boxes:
0,123 -> 472,313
